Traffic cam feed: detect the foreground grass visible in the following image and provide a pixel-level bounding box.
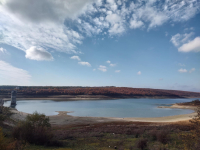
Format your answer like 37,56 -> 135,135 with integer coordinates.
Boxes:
22,121 -> 191,150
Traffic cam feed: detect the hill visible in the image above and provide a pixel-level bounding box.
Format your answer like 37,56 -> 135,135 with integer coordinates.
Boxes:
0,86 -> 200,99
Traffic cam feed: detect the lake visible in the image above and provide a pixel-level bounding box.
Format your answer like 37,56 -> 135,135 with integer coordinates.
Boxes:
4,98 -> 197,118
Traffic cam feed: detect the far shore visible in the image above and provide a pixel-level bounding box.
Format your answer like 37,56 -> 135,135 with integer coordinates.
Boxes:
3,97 -> 118,101
2,95 -> 200,102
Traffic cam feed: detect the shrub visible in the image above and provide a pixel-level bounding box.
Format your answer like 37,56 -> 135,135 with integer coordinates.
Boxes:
136,138 -> 148,150
156,131 -> 169,144
149,130 -> 157,141
189,106 -> 200,139
180,106 -> 200,150
0,106 -> 12,125
6,140 -> 27,150
12,111 -> 53,145
0,127 -> 6,150
133,129 -> 145,138
0,114 -> 6,122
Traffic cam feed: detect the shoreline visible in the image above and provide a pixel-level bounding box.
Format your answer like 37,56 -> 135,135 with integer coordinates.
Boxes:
52,103 -> 197,123
6,98 -> 199,125
8,104 -> 197,125
52,111 -> 196,123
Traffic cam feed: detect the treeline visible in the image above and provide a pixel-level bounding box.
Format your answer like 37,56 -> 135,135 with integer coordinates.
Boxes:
0,87 -> 200,98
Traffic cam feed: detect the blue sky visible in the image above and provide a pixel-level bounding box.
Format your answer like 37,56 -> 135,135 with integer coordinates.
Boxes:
0,0 -> 200,92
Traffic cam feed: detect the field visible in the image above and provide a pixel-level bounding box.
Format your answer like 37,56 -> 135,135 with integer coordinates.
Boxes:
1,119 -> 198,150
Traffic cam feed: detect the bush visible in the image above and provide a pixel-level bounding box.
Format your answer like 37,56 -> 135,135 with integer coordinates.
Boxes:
149,130 -> 157,141
12,112 -> 53,145
136,138 -> 148,150
0,127 -> 6,150
6,140 -> 27,150
180,106 -> 200,150
156,131 -> 169,144
133,129 -> 145,138
189,106 -> 200,139
0,106 -> 12,125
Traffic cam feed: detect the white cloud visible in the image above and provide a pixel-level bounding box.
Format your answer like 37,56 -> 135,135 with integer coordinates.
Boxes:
178,37 -> 200,52
80,21 -> 103,36
104,12 -> 125,35
128,0 -> 200,30
117,0 -> 122,6
115,70 -> 120,73
109,23 -> 125,35
98,65 -> 107,72
189,68 -> 195,73
0,14 -> 83,53
137,71 -> 141,75
25,46 -> 53,61
0,60 -> 31,85
110,63 -> 116,67
106,13 -> 121,24
2,0 -> 94,22
78,61 -> 91,67
130,19 -> 144,29
106,60 -> 111,63
71,55 -> 81,61
171,32 -> 194,47
136,6 -> 168,29
178,63 -> 185,67
178,68 -> 187,73
70,56 -> 92,67
0,0 -> 84,54
171,34 -> 182,47
0,47 -> 8,54
93,69 -> 96,71
107,0 -> 115,5
181,32 -> 194,43
178,68 -> 195,73
106,0 -> 118,11
0,0 -> 200,57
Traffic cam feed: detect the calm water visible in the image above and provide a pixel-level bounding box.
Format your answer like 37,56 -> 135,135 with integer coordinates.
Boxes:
4,98 -> 197,118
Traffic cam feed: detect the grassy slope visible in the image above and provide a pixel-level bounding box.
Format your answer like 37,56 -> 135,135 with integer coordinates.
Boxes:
24,122 -> 192,150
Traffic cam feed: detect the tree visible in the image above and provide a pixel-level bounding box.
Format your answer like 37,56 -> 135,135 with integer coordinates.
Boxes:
12,111 -> 52,145
181,107 -> 200,150
0,99 -> 4,113
0,127 -> 6,150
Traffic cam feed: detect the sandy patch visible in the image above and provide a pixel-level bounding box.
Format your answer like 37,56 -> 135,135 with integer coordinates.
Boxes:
158,103 -> 197,110
9,108 -> 29,122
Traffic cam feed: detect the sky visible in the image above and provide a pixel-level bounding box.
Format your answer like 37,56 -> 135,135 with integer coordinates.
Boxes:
0,0 -> 200,92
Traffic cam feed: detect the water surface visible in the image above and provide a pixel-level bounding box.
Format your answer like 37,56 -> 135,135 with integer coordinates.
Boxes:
4,98 -> 196,118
